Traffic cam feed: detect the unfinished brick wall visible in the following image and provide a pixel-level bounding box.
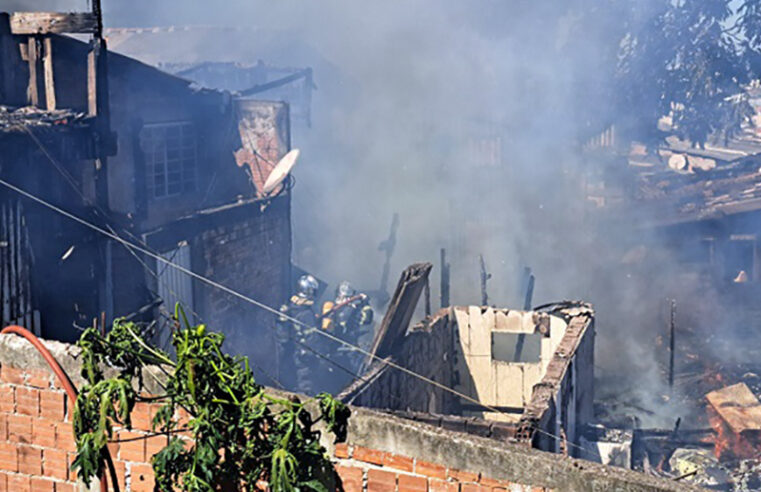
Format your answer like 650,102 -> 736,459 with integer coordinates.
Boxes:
196,195 -> 291,368
0,363 -> 166,492
332,443 -> 553,492
346,312 -> 457,413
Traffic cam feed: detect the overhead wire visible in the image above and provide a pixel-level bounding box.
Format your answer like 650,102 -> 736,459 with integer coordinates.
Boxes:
0,177 -> 595,458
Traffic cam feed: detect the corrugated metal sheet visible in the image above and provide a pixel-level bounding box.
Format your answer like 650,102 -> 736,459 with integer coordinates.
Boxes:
0,201 -> 39,334
157,242 -> 194,320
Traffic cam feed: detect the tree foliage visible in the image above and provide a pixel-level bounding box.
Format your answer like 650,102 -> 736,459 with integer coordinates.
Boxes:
553,0 -> 761,148
72,314 -> 348,492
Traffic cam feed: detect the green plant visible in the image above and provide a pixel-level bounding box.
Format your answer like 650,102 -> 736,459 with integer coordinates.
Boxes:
72,311 -> 348,492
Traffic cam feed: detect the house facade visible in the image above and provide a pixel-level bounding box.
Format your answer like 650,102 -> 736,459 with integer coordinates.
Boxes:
0,12 -> 292,376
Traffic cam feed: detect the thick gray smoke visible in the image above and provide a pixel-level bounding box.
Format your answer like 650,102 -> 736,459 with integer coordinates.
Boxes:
1,0 -> 717,426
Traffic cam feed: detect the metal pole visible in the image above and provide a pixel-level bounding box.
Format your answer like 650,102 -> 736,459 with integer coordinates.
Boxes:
669,299 -> 676,389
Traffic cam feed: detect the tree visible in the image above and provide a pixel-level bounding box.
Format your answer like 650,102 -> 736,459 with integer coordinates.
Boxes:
71,315 -> 348,492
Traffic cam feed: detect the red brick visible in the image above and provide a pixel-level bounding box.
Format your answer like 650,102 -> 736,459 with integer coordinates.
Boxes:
0,472 -> 6,492
56,423 -> 77,452
478,477 -> 502,487
107,439 -> 119,462
67,452 -> 78,481
110,459 -> 127,492
0,443 -> 16,472
367,469 -> 396,492
55,482 -> 77,492
336,465 -> 363,492
429,479 -> 459,492
0,415 -> 6,441
26,369 -> 52,389
18,444 -> 41,475
383,453 -> 414,473
417,461 -> 447,480
33,418 -> 57,448
0,367 -> 25,385
353,445 -> 387,466
15,387 -> 39,417
399,474 -> 427,492
449,469 -> 480,483
130,463 -> 155,492
7,474 -> 30,492
460,485 -> 486,492
131,402 -> 156,432
43,448 -> 68,481
39,391 -> 65,421
118,430 -> 146,462
7,414 -> 32,443
30,477 -> 56,492
0,385 -> 13,413
334,442 -> 350,459
146,434 -> 168,459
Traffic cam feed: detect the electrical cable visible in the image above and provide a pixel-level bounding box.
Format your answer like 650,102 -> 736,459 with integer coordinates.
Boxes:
0,177 -> 594,457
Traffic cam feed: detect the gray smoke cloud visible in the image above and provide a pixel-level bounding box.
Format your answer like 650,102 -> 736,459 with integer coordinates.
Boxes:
1,0 -> 720,426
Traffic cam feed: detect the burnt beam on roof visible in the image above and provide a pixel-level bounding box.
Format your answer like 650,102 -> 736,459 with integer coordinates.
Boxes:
10,12 -> 98,35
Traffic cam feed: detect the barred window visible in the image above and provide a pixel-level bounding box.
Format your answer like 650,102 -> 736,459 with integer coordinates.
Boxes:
140,122 -> 197,198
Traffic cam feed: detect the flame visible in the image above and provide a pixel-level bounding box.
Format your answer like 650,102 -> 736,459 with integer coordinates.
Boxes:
707,406 -> 760,461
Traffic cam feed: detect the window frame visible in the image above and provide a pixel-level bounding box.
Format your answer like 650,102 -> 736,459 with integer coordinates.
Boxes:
140,121 -> 198,200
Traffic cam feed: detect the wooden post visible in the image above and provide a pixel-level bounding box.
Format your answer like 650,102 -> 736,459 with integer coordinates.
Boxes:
424,277 -> 431,317
26,37 -> 38,106
42,36 -> 55,110
523,274 -> 535,310
669,299 -> 676,389
440,248 -> 450,308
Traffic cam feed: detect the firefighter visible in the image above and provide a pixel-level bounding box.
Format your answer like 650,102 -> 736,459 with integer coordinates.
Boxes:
277,274 -> 324,393
322,281 -> 374,372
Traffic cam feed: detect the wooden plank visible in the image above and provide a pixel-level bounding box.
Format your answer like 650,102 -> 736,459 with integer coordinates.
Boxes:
10,12 -> 97,34
87,47 -> 97,116
26,37 -> 38,107
365,262 -> 432,364
706,383 -> 761,435
43,37 -> 55,110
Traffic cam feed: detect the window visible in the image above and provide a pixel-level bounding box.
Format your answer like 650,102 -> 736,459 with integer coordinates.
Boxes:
726,235 -> 757,283
140,122 -> 197,198
491,332 -> 542,363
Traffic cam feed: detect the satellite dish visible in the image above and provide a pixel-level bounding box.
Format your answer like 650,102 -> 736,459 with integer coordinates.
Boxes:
262,149 -> 300,195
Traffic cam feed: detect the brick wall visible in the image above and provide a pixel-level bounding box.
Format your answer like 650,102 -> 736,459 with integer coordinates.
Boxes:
0,362 -> 172,492
332,443 -> 551,492
0,335 -> 700,492
344,312 -> 457,414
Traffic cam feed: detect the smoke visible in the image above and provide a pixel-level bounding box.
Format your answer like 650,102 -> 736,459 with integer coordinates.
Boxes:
2,0 -> 740,426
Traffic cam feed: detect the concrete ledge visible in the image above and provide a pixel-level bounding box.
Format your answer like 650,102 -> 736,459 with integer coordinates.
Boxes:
345,407 -> 701,491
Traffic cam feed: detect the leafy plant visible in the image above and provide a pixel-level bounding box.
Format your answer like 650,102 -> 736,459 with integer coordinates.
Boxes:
72,312 -> 347,492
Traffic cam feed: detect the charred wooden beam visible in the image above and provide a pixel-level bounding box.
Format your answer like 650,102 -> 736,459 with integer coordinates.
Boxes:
10,12 -> 98,35
42,37 -> 55,110
25,37 -> 38,106
365,262 -> 433,364
440,248 -> 450,308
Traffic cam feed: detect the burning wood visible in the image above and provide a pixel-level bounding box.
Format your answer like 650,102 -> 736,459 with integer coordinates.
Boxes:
706,383 -> 761,461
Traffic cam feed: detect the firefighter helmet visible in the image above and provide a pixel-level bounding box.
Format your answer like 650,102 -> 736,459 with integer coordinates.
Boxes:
297,274 -> 319,298
337,281 -> 356,300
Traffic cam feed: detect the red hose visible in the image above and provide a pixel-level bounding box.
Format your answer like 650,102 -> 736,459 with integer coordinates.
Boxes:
1,325 -> 117,492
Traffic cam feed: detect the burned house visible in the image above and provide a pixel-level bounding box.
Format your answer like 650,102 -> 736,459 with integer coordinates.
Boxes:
340,263 -> 595,457
0,11 -> 293,372
103,26 -> 316,129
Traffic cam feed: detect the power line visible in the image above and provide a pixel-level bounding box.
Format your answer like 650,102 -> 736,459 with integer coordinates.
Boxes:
0,177 -> 592,457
